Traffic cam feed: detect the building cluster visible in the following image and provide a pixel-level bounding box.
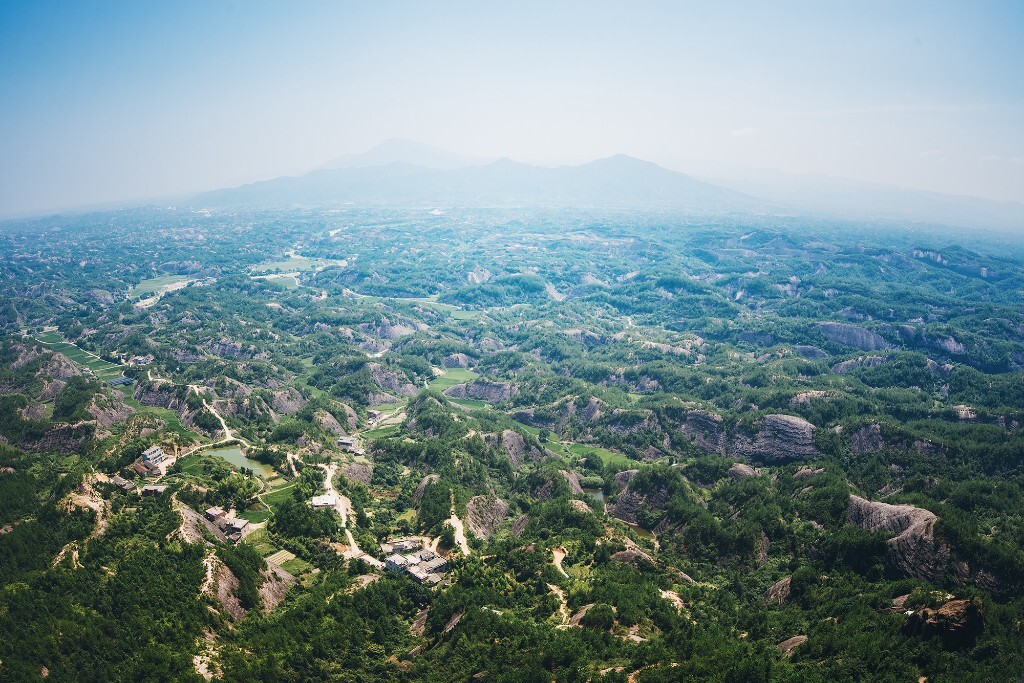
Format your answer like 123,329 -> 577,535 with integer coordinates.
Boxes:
205,506 -> 251,541
336,436 -> 366,456
382,538 -> 448,584
110,475 -> 137,493
133,445 -> 170,476
108,376 -> 135,387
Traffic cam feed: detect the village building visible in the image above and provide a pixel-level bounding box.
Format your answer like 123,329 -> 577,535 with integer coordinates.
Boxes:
205,506 -> 226,522
141,484 -> 167,496
385,554 -> 412,571
142,445 -> 167,466
311,494 -> 337,508
110,475 -> 137,493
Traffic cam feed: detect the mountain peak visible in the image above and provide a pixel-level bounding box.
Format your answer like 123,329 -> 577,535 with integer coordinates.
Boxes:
319,139 -> 491,171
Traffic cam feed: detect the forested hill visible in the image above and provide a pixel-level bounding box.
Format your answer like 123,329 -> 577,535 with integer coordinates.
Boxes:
0,206 -> 1023,681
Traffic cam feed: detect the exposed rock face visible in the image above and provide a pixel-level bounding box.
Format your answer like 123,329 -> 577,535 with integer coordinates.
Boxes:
816,322 -> 890,351
731,414 -> 820,464
134,380 -> 182,410
442,353 -> 473,369
831,355 -> 890,374
903,599 -> 983,647
777,635 -> 808,655
444,380 -> 516,403
210,339 -> 257,360
412,474 -> 440,506
611,549 -> 656,567
39,352 -> 83,381
789,390 -> 837,408
23,424 -> 95,453
765,576 -> 792,605
313,409 -> 346,436
608,478 -> 672,526
614,469 -> 639,487
368,363 -> 417,397
465,495 -> 509,539
87,394 -> 134,430
207,377 -> 252,399
259,563 -> 296,614
270,388 -> 307,414
367,391 -> 400,407
793,345 -> 829,360
847,495 -> 944,580
484,429 -> 547,467
681,410 -> 727,455
341,462 -> 372,486
728,463 -> 758,479
579,397 -> 603,422
605,409 -> 657,435
851,424 -> 885,453
560,470 -> 585,495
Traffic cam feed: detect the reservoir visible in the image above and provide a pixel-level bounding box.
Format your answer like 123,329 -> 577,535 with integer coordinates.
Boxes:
205,445 -> 274,478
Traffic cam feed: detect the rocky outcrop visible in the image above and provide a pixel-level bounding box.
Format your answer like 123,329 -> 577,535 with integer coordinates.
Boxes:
903,599 -> 983,647
792,345 -> 829,360
412,474 -> 440,506
560,470 -> 585,495
765,576 -> 792,605
728,463 -> 758,479
314,409 -> 346,436
87,394 -> 134,431
341,462 -> 373,486
816,322 -> 890,351
484,429 -> 547,467
831,355 -> 890,374
210,339 -> 257,360
206,376 -> 252,399
731,414 -> 820,464
851,424 -> 884,453
777,635 -> 808,655
444,380 -> 516,403
465,496 -> 509,539
608,479 -> 672,526
270,387 -> 307,414
23,424 -> 95,453
442,353 -> 473,369
259,563 -> 296,614
614,469 -> 639,487
847,495 -> 945,580
368,363 -> 418,397
134,379 -> 182,410
680,410 -> 727,455
579,397 -> 604,422
610,549 -> 656,568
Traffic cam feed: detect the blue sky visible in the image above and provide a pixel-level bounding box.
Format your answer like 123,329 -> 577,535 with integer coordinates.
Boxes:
1,0 -> 1022,216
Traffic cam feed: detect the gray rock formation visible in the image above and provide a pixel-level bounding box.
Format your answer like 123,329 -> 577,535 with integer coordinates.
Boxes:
831,355 -> 890,374
792,345 -> 829,360
765,576 -> 792,604
680,410 -> 727,455
847,495 -> 945,580
731,414 -> 820,464
728,463 -> 758,479
412,474 -> 440,506
442,353 -> 473,368
465,495 -> 509,539
270,387 -> 307,414
851,424 -> 884,453
816,322 -> 891,351
368,363 -> 417,397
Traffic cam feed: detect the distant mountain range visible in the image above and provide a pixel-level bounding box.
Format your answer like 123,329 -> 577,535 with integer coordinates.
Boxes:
192,139 -> 1024,231
196,145 -> 762,213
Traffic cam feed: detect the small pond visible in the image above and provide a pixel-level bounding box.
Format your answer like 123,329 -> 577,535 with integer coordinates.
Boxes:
205,445 -> 274,478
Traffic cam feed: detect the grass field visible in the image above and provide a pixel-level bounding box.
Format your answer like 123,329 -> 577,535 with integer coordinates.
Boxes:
562,442 -> 635,467
261,482 -> 298,511
33,332 -> 125,380
428,368 -> 479,393
129,275 -> 189,299
363,424 -> 400,439
249,254 -> 344,274
281,557 -> 314,575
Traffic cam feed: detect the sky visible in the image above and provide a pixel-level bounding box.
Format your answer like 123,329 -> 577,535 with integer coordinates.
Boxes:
1,0 -> 1022,217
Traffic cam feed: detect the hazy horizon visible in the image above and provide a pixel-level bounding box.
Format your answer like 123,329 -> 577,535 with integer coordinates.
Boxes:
2,1 -> 1023,218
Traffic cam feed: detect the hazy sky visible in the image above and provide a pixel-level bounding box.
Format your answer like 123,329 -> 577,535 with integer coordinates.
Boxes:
1,0 -> 1022,217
